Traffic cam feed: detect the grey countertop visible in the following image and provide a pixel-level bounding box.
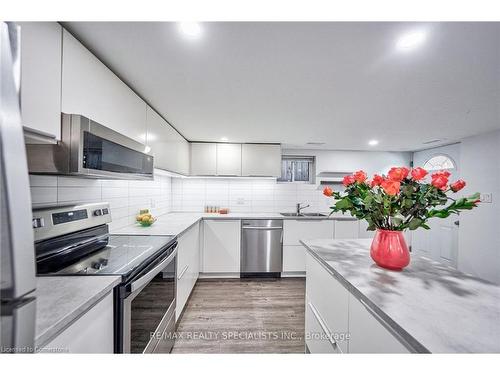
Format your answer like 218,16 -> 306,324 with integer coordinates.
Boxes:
35,276 -> 121,348
300,238 -> 500,353
111,211 -> 356,237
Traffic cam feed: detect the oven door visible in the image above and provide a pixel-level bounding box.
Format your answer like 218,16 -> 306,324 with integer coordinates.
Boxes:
121,244 -> 177,353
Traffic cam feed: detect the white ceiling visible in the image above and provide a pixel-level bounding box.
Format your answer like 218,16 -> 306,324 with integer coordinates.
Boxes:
63,22 -> 500,151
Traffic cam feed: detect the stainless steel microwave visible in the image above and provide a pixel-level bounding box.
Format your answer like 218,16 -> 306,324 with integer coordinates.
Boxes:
26,114 -> 154,180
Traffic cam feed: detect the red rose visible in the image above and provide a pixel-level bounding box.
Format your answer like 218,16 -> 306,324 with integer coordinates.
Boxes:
343,175 -> 356,187
431,175 -> 448,190
370,174 -> 384,187
411,167 -> 428,181
388,167 -> 410,181
380,179 -> 401,196
450,179 -> 466,192
353,170 -> 367,183
323,186 -> 333,197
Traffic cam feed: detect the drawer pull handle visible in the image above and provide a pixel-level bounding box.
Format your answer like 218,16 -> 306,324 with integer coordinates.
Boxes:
308,301 -> 337,348
177,265 -> 189,280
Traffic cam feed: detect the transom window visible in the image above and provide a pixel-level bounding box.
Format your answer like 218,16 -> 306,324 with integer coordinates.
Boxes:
423,154 -> 455,171
278,156 -> 315,183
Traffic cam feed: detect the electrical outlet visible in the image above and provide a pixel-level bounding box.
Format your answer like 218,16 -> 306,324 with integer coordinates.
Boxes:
480,193 -> 493,203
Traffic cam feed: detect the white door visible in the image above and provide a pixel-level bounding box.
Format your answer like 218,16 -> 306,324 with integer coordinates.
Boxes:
412,144 -> 460,267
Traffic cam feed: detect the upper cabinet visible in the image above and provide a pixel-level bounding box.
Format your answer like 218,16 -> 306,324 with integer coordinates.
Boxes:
61,29 -> 147,145
242,144 -> 281,177
145,106 -> 189,175
191,143 -> 217,176
216,143 -> 242,176
19,22 -> 62,143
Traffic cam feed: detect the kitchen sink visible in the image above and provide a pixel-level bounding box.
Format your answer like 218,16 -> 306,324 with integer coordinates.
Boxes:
280,212 -> 327,217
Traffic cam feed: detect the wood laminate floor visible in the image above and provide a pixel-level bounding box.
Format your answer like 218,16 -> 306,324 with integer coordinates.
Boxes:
171,278 -> 306,353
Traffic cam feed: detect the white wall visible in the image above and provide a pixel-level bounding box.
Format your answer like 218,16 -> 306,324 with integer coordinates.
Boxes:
283,149 -> 412,176
171,149 -> 411,213
29,170 -> 172,232
458,130 -> 500,284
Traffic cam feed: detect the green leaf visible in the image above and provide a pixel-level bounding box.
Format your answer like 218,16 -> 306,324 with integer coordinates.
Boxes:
335,198 -> 353,210
408,217 -> 423,230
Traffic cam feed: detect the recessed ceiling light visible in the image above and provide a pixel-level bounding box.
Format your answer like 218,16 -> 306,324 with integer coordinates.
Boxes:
368,139 -> 379,146
220,137 -> 228,142
396,30 -> 427,51
178,22 -> 202,39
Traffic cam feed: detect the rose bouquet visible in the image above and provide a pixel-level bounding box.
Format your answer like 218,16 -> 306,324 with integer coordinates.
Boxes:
322,167 -> 480,269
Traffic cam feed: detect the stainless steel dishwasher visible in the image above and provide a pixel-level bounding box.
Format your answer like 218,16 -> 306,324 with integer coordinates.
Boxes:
241,219 -> 283,278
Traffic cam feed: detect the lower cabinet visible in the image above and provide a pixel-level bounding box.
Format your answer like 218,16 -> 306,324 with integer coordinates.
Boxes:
202,220 -> 241,274
39,292 -> 114,353
176,223 -> 200,321
283,245 -> 307,273
305,252 -> 410,353
334,220 -> 359,239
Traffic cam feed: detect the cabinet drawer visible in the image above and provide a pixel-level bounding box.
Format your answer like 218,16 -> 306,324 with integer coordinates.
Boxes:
348,295 -> 409,353
284,220 -> 334,246
306,253 -> 349,352
283,245 -> 306,272
305,300 -> 342,353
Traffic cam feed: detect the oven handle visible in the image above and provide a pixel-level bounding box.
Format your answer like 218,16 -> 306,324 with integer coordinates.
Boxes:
130,244 -> 178,293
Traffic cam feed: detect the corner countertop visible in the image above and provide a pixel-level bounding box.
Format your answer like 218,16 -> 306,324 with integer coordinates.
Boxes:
300,238 -> 500,353
110,211 -> 356,237
35,276 -> 121,349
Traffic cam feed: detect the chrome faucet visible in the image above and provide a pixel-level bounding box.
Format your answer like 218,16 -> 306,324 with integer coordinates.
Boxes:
296,203 -> 310,215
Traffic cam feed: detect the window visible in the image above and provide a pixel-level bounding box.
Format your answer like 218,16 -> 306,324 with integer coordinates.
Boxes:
423,154 -> 455,171
278,156 -> 315,183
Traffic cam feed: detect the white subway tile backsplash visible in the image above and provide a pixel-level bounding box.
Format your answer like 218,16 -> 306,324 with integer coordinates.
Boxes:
58,186 -> 102,203
31,187 -> 57,205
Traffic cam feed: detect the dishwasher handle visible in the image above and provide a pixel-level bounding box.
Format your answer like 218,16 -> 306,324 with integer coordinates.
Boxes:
242,226 -> 283,230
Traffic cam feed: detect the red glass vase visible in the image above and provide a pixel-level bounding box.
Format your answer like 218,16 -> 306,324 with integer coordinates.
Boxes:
370,229 -> 410,270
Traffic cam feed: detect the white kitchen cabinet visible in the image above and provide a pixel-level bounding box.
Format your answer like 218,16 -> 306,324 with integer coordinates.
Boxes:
38,292 -> 114,353
348,295 -> 409,353
202,220 -> 241,273
334,220 -> 359,239
305,300 -> 341,353
358,220 -> 375,239
283,245 -> 306,273
190,143 -> 217,175
19,22 -> 62,142
176,223 -> 200,320
61,29 -> 147,145
146,106 -> 190,175
241,144 -> 281,177
284,220 -> 334,246
306,253 -> 349,353
216,143 -> 241,176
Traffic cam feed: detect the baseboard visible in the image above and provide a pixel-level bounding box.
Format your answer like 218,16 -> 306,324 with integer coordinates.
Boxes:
281,271 -> 306,278
198,272 -> 241,279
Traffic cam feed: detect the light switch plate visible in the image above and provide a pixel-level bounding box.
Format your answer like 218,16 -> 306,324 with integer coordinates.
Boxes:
480,193 -> 493,203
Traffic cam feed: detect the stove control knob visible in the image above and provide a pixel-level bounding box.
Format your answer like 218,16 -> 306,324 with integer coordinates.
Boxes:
32,217 -> 45,228
93,209 -> 103,216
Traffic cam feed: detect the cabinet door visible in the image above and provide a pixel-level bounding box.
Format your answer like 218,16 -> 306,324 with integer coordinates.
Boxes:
190,143 -> 217,175
334,220 -> 359,239
39,293 -> 114,353
283,245 -> 306,272
203,220 -> 241,273
305,300 -> 342,353
19,22 -> 62,141
284,220 -> 334,246
241,144 -> 281,177
216,143 -> 241,176
61,29 -> 147,144
146,106 -> 189,174
306,253 -> 349,353
348,295 -> 410,353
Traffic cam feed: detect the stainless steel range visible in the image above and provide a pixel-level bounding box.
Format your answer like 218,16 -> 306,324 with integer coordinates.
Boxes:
33,203 -> 177,353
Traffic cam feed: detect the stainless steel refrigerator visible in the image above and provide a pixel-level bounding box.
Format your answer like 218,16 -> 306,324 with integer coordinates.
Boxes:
0,21 -> 37,353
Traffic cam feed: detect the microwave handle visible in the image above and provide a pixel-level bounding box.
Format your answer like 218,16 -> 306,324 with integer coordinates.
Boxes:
130,244 -> 177,293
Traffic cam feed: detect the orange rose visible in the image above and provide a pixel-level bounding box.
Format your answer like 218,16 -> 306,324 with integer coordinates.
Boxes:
450,179 -> 466,192
323,186 -> 333,197
370,174 -> 384,187
353,170 -> 367,183
380,179 -> 401,196
411,167 -> 428,181
431,175 -> 448,190
387,167 -> 410,181
343,175 -> 356,187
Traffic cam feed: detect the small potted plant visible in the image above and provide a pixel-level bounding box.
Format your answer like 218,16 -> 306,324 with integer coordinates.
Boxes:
323,167 -> 480,270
